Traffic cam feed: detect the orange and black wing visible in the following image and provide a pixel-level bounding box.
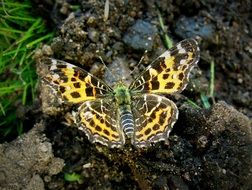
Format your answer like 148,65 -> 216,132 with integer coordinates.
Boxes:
130,39 -> 199,95
40,58 -> 113,104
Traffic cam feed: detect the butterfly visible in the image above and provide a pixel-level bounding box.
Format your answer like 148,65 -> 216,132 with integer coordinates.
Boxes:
40,39 -> 200,148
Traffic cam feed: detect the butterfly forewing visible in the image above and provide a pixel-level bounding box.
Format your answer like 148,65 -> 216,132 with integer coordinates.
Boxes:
40,58 -> 113,104
129,39 -> 200,95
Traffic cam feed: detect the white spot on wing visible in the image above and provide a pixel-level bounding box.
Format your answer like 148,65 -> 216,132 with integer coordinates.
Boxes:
179,59 -> 187,65
66,63 -> 74,69
172,74 -> 177,79
177,43 -> 186,53
83,111 -> 93,120
50,65 -> 57,70
51,59 -> 57,65
52,74 -> 60,79
159,51 -> 171,58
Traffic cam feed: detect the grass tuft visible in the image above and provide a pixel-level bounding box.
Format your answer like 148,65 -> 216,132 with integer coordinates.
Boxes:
0,0 -> 53,141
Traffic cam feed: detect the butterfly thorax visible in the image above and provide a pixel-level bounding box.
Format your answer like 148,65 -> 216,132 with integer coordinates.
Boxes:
114,82 -> 134,137
114,82 -> 131,106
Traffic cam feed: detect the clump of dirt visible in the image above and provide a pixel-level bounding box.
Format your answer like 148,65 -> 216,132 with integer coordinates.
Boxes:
177,101 -> 252,189
0,122 -> 64,190
2,0 -> 252,189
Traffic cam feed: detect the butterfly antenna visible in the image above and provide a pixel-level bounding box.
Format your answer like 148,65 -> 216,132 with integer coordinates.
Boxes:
98,56 -> 117,82
128,50 -> 148,79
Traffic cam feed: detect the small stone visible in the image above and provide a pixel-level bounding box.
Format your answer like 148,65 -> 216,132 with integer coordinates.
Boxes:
237,78 -> 243,83
88,28 -> 99,42
175,16 -> 215,40
197,135 -> 208,148
83,163 -> 92,168
41,45 -> 53,56
123,20 -> 157,51
101,33 -> 109,45
87,16 -> 96,25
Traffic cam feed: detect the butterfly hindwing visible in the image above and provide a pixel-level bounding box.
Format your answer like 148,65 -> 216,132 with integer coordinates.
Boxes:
76,98 -> 125,148
131,94 -> 178,147
129,39 -> 200,95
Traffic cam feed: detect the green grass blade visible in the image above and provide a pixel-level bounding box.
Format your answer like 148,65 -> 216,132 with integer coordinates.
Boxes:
157,11 -> 173,49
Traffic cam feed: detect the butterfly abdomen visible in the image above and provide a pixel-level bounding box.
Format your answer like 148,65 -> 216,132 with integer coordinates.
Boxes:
114,83 -> 134,137
120,108 -> 134,137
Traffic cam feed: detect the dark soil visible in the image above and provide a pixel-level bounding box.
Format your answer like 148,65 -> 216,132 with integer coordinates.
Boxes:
1,0 -> 251,190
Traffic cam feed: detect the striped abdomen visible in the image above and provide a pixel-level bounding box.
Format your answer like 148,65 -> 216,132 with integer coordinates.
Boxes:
120,110 -> 134,137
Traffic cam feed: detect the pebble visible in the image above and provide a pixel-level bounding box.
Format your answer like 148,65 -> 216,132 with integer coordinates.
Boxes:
88,28 -> 100,42
123,20 -> 157,51
175,16 -> 215,40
